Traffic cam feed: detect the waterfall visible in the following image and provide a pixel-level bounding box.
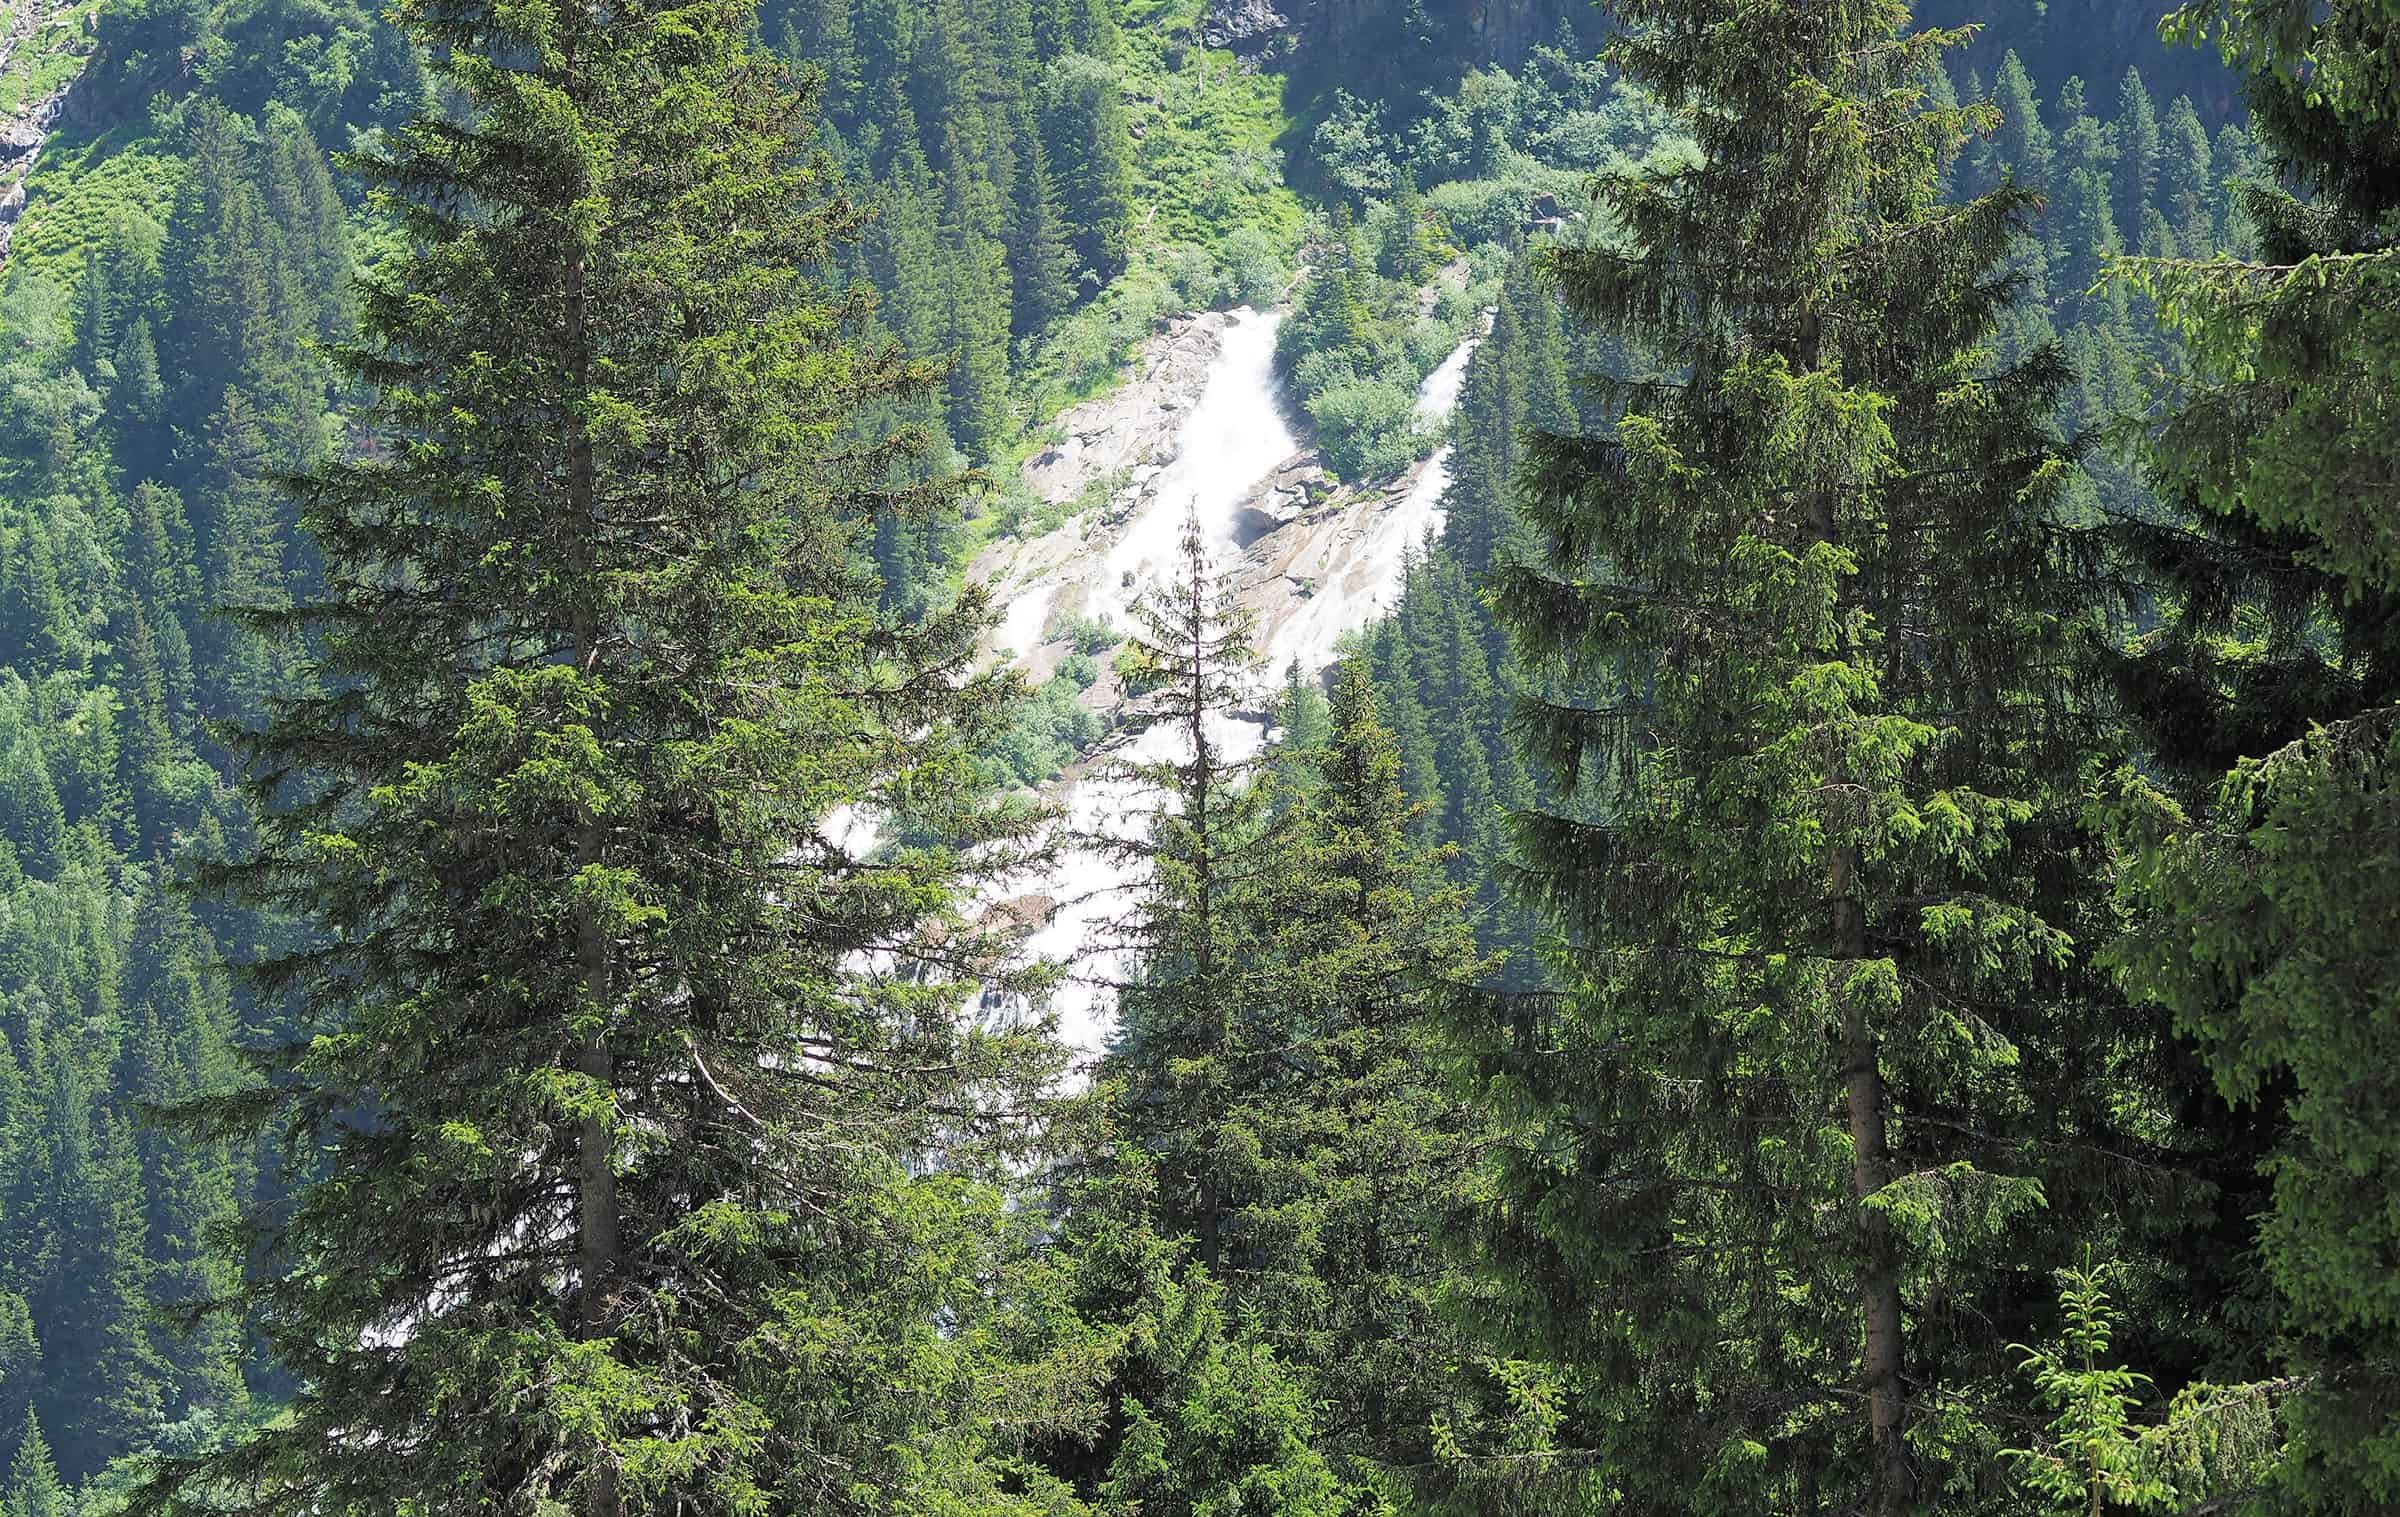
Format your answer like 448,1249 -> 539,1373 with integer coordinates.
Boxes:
1012,312 -> 1485,1063
1258,325 -> 1482,679
1003,308 -> 1299,1055
1093,307 -> 1299,627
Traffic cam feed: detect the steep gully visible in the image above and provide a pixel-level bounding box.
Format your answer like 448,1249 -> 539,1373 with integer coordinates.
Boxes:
971,298 -> 1485,1059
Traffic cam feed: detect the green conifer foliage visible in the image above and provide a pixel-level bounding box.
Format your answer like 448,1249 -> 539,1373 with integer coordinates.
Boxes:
1010,131 -> 1080,336
1102,514 -> 1275,1276
2110,3 -> 2400,1506
43,1103 -> 167,1477
0,744 -> 63,881
2159,96 -> 2219,254
1032,0 -> 1117,60
1040,53 -> 1136,280
2116,68 -> 2164,231
1441,295 -> 1522,579
940,131 -> 1020,458
1089,564 -> 1488,1497
255,107 -> 354,346
117,875 -> 245,1414
1091,1261 -> 1346,1517
1468,2 -> 2165,1509
1994,50 -> 2056,187
1378,171 -> 1444,282
158,106 -> 326,478
0,1292 -> 34,1449
1244,660 -> 1490,1477
6,1411 -> 67,1517
1024,1162 -> 1344,1517
193,387 -> 293,727
137,0 -> 1063,1506
1269,658 -> 1333,809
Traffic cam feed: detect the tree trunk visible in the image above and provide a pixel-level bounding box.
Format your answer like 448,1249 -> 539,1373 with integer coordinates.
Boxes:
1796,302 -> 1912,1511
1833,857 -> 1912,1512
564,233 -> 624,1517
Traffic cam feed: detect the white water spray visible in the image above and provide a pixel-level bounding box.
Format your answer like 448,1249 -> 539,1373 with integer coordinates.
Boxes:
1009,314 -> 1487,1062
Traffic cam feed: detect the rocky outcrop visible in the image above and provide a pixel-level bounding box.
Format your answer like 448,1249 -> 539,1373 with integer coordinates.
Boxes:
1199,0 -> 1291,52
1020,312 -> 1238,509
1231,459 -> 1326,544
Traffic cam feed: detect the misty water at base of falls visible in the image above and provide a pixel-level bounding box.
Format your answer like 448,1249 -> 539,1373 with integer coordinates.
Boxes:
1001,306 -> 1483,1063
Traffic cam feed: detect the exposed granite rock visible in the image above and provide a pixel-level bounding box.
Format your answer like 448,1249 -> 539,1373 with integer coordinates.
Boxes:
1232,460 -> 1328,545
1019,311 -> 1235,508
1200,0 -> 1290,50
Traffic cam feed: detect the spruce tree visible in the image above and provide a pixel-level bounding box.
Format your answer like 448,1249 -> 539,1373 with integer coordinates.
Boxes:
139,0 -> 1062,1507
2114,68 -> 2162,237
1245,659 -> 1489,1478
1023,1164 -> 1345,1517
0,743 -> 63,881
1093,573 -> 1486,1496
2109,3 -> 2400,1506
782,0 -> 860,129
2158,95 -> 2218,255
1101,514 -> 1275,1275
1269,657 -> 1333,811
1992,49 -> 2056,188
0,1294 -> 35,1456
39,1068 -> 165,1480
193,387 -> 292,726
1039,53 -> 1135,279
1441,291 -> 1523,578
867,133 -> 947,363
1379,171 -> 1442,283
255,107 -> 352,346
5,1411 -> 66,1517
1009,130 -> 1079,336
1467,2 -> 2170,1509
939,131 -> 1018,459
118,875 -> 245,1415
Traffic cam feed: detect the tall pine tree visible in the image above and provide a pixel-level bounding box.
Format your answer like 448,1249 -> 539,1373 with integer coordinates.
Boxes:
141,0 -> 1066,1507
1463,2 -> 2182,1509
2109,1 -> 2400,1506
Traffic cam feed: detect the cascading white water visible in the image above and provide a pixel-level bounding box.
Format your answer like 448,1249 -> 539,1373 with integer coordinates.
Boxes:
1020,313 -> 1485,1062
1259,327 -> 1482,679
1093,308 -> 1299,627
1415,327 -> 1481,422
1008,308 -> 1299,1057
994,583 -> 1057,662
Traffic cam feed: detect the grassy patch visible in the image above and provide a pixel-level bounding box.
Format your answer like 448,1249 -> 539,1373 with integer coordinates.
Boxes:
1,0 -> 102,114
7,118 -> 183,289
1117,0 -> 1303,255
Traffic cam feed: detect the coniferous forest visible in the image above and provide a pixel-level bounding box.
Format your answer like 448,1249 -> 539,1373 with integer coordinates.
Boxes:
0,0 -> 2393,1509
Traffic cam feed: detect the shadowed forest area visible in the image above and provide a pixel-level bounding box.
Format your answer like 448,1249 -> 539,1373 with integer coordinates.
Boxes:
0,0 -> 2394,1512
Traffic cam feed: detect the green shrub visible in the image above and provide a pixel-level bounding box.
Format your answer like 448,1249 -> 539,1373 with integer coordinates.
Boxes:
1048,610 -> 1124,656
984,673 -> 1109,787
1217,227 -> 1288,307
1164,244 -> 1221,309
1309,376 -> 1423,481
